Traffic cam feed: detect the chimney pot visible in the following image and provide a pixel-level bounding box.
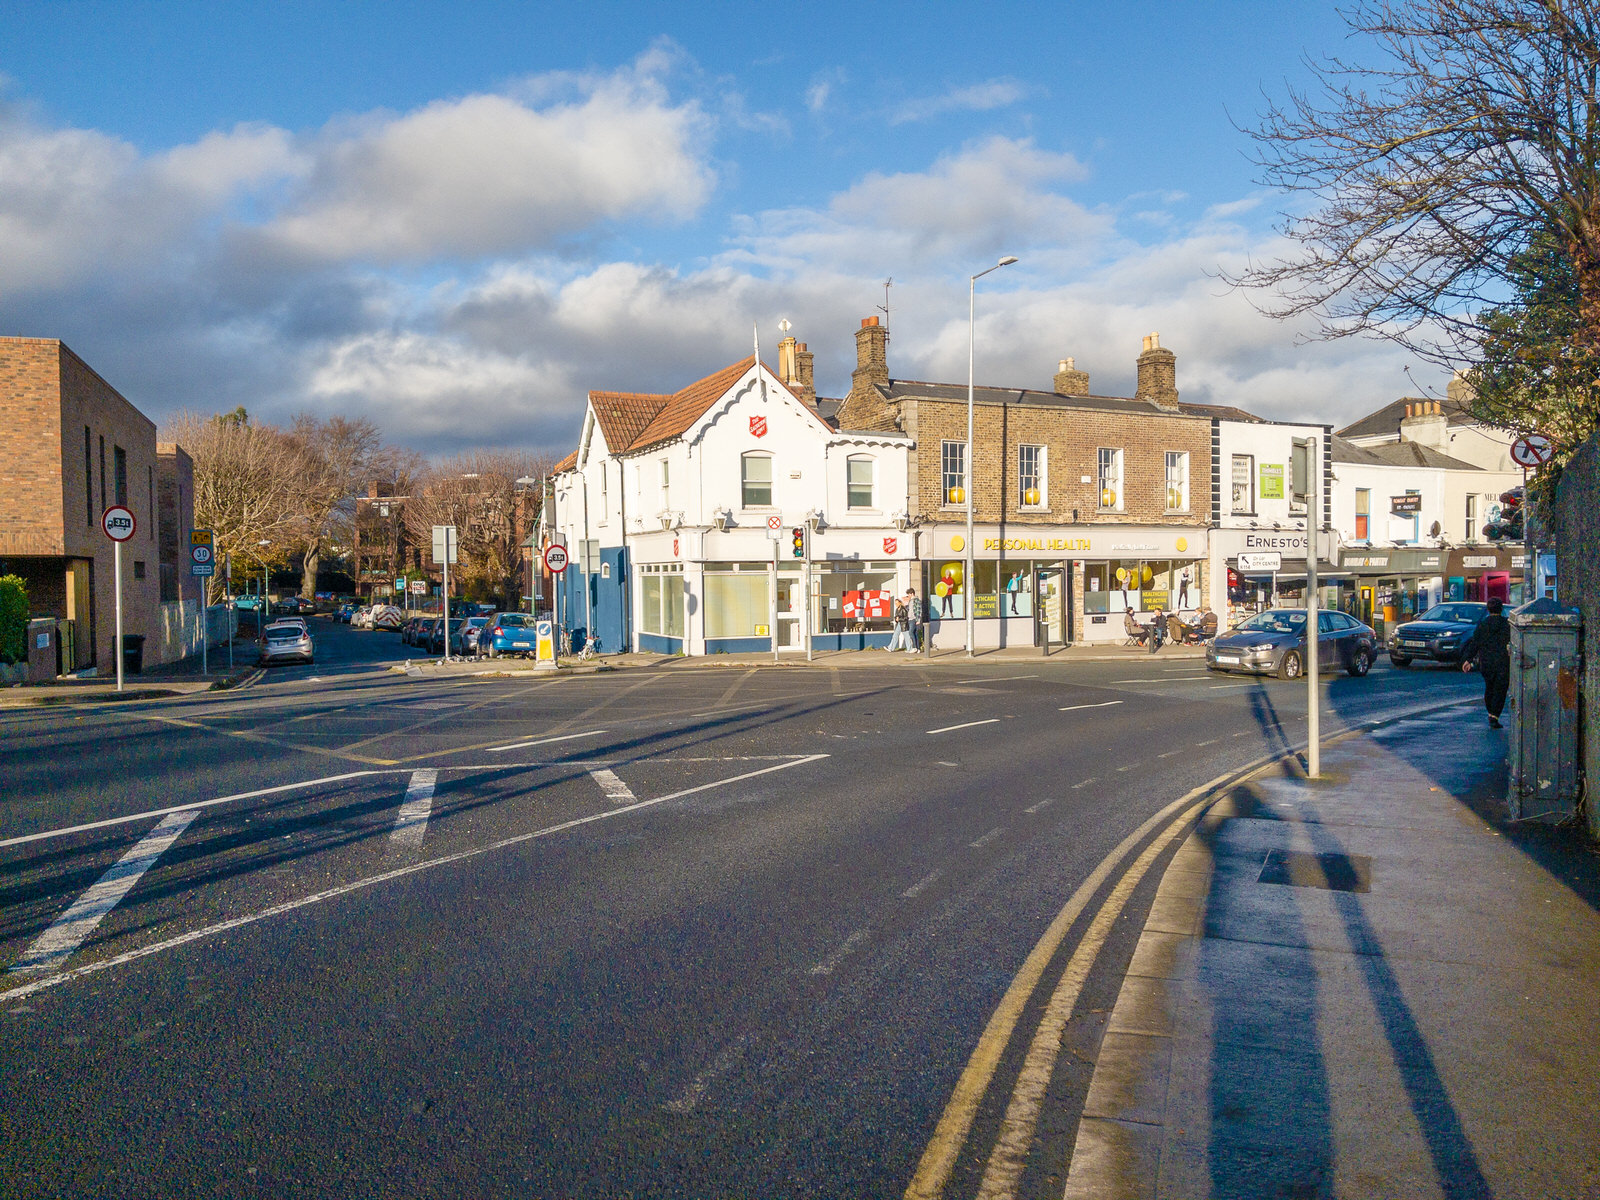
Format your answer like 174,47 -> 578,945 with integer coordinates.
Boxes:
1405,403 -> 1413,418
862,316 -> 880,328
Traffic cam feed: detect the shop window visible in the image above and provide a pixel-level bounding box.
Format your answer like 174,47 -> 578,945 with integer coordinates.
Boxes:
846,456 -> 875,509
1000,563 -> 1034,617
1018,445 -> 1046,508
1165,451 -> 1189,512
816,565 -> 896,633
941,441 -> 967,507
926,557 -> 967,620
641,566 -> 686,638
1230,454 -> 1254,514
705,570 -> 770,638
1097,448 -> 1124,512
1355,488 -> 1370,540
741,453 -> 772,508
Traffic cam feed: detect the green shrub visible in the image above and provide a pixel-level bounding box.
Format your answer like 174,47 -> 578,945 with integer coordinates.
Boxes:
0,575 -> 28,665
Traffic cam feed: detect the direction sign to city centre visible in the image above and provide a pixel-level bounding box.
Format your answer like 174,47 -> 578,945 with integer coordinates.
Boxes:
1238,551 -> 1283,571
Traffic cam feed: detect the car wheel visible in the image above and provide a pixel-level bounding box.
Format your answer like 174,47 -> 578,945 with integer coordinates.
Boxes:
1347,651 -> 1369,677
1278,650 -> 1303,680
1390,654 -> 1411,667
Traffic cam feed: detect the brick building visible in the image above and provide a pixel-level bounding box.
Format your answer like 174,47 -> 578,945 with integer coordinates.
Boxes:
0,337 -> 192,673
834,320 -> 1213,647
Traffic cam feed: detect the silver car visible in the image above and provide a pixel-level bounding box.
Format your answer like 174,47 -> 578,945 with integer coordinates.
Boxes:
261,621 -> 314,665
1206,608 -> 1379,679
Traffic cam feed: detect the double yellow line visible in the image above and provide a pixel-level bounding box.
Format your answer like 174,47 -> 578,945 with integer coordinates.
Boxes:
903,764 -> 1258,1200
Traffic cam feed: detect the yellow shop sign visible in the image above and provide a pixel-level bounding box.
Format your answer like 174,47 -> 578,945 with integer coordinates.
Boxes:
982,537 -> 1094,552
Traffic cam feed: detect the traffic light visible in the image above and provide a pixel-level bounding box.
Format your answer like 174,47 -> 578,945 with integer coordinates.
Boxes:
791,526 -> 806,558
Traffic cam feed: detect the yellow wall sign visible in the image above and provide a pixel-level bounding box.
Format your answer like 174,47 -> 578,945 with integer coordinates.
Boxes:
949,535 -> 965,552
983,537 -> 1093,552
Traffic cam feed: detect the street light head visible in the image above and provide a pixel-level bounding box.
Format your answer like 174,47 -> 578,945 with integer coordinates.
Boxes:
998,256 -> 1019,267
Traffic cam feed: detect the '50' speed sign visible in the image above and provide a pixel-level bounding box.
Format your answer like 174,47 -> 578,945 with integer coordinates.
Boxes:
102,506 -> 137,542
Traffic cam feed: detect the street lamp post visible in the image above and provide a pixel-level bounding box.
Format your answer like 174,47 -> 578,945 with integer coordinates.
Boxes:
967,255 -> 1019,657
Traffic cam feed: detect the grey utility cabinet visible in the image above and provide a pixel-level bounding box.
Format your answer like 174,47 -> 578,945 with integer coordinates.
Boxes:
1507,597 -> 1583,821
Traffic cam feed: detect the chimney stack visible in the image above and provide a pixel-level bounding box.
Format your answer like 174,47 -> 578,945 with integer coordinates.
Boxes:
1399,396 -> 1449,450
778,334 -> 799,386
795,342 -> 815,405
1053,356 -> 1090,396
836,315 -> 899,432
1135,333 -> 1179,410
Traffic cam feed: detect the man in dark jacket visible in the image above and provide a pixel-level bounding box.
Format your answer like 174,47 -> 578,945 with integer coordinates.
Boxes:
1461,597 -> 1512,728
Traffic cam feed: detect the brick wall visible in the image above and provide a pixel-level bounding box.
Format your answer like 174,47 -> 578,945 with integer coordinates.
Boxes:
900,397 -> 1212,527
0,338 -> 162,671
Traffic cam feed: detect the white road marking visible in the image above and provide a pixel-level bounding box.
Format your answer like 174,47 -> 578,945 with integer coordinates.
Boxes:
388,770 -> 438,852
10,810 -> 199,975
1158,749 -> 1184,758
809,928 -> 871,975
1195,738 -> 1219,747
588,768 -> 636,805
485,729 -> 607,753
0,755 -> 832,1003
927,719 -> 1000,735
1109,677 -> 1213,684
969,827 -> 1005,849
1115,764 -> 1136,772
0,771 -> 387,850
1058,701 -> 1124,713
949,674 -> 1039,685
1070,778 -> 1096,789
663,1035 -> 748,1114
1023,798 -> 1056,814
902,869 -> 943,898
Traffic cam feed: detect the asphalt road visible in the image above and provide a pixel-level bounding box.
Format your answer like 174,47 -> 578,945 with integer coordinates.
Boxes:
0,618 -> 1483,1199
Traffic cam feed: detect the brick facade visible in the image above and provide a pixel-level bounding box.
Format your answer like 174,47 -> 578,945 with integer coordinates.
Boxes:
0,337 -> 164,672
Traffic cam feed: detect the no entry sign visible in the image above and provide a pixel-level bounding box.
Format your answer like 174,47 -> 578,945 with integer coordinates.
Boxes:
543,543 -> 570,573
102,505 -> 136,542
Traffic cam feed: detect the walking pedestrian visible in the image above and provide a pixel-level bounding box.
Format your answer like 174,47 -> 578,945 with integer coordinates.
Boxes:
887,595 -> 909,651
904,588 -> 923,653
1460,597 -> 1512,728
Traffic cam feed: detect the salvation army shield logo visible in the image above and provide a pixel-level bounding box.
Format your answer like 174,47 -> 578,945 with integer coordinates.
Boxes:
883,537 -> 898,554
750,415 -> 768,438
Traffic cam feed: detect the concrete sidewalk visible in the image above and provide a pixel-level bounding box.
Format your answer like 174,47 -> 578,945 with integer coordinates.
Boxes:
0,639 -> 261,706
1066,702 -> 1600,1199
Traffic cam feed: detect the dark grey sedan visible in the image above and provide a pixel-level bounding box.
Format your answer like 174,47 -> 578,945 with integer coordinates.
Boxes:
1206,608 -> 1379,679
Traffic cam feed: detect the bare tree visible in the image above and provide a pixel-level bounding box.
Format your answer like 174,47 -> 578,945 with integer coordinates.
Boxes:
1233,0 -> 1600,372
286,415 -> 416,600
161,410 -> 311,603
403,451 -> 553,608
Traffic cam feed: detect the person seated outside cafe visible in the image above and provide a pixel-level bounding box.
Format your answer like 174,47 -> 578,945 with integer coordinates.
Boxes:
1124,606 -> 1152,648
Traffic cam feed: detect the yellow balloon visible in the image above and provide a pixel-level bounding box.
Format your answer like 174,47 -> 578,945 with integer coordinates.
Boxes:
941,563 -> 963,589
935,581 -> 949,598
1115,567 -> 1128,583
1141,565 -> 1154,586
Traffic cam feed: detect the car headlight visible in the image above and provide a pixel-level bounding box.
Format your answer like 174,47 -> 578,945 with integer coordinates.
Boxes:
1249,642 -> 1276,653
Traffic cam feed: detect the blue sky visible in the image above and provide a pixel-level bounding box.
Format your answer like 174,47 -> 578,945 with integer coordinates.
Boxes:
0,1 -> 1427,459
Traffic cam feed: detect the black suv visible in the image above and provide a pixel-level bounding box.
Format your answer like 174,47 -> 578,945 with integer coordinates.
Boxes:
1387,602 -> 1489,666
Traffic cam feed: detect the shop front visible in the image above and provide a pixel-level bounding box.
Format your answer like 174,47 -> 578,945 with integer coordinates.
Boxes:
1208,528 -> 1341,627
919,524 -> 1208,649
1336,547 -> 1450,637
1445,547 -> 1526,605
631,525 -> 917,656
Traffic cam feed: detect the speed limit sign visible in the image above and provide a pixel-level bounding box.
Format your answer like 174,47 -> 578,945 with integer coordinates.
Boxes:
543,543 -> 570,573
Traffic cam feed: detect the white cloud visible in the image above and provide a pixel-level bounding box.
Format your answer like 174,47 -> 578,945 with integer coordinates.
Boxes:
890,79 -> 1029,125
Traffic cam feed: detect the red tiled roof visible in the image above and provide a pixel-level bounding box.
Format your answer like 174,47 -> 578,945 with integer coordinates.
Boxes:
552,450 -> 578,474
629,358 -> 759,452
588,390 -> 670,456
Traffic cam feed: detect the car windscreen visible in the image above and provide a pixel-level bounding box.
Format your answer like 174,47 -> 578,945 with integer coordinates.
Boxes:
1237,611 -> 1305,634
1418,604 -> 1486,623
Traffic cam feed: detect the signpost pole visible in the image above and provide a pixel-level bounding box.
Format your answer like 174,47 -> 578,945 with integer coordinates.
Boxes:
114,538 -> 124,693
443,527 -> 452,662
805,524 -> 813,663
771,537 -> 779,664
227,554 -> 234,669
1307,447 -> 1320,780
1523,465 -> 1534,602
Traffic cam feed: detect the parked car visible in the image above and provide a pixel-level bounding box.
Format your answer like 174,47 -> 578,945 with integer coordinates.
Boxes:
1387,602 -> 1489,667
415,617 -> 444,654
400,614 -> 426,645
370,604 -> 405,631
260,621 -> 314,666
452,616 -> 491,655
351,606 -> 373,629
483,612 -> 540,657
335,603 -> 355,623
1206,608 -> 1379,679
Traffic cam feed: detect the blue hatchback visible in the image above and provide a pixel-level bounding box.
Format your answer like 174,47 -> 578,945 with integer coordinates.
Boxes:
483,612 -> 539,657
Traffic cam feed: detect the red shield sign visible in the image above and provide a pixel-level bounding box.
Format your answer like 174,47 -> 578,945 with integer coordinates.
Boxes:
883,537 -> 898,555
750,415 -> 767,438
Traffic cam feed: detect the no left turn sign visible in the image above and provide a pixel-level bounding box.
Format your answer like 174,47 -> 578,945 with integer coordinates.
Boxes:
102,505 -> 136,542
1510,433 -> 1554,468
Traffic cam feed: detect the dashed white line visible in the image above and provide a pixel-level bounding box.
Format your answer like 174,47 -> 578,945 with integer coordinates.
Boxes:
1158,749 -> 1184,758
388,769 -> 438,852
1114,764 -> 1136,773
1071,778 -> 1097,789
1023,798 -> 1056,814
902,869 -> 943,898
663,1035 -> 749,1114
1058,701 -> 1124,713
485,729 -> 607,753
11,809 -> 199,975
927,719 -> 1000,735
588,767 -> 636,805
810,928 -> 871,975
1195,738 -> 1219,747
969,827 -> 1005,849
